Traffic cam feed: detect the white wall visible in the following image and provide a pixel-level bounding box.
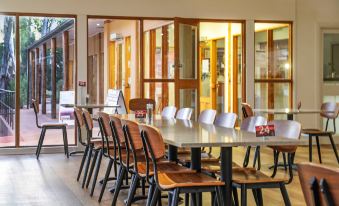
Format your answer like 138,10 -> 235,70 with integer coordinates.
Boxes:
295,0 -> 339,130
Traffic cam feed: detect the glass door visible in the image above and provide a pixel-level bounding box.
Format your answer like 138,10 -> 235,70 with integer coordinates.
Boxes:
174,18 -> 199,119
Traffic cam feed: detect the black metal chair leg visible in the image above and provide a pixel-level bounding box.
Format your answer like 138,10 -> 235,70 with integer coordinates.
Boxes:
309,135 -> 313,162
85,150 -> 98,188
36,127 -> 45,156
142,178 -> 146,196
62,127 -> 69,158
271,151 -> 280,178
98,159 -> 113,202
150,187 -> 160,206
216,187 -> 223,206
243,146 -> 251,167
241,185 -> 247,206
146,178 -> 155,206
282,153 -> 287,171
287,153 -> 294,184
185,193 -> 189,206
329,133 -> 339,164
256,189 -> 263,206
82,147 -> 92,188
315,136 -> 322,163
253,146 -> 260,170
77,145 -> 89,181
125,175 -> 139,206
279,183 -> 291,206
251,189 -> 258,206
90,150 -> 103,196
191,193 -> 197,206
111,166 -> 126,205
171,188 -> 180,206
233,188 -> 239,206
37,128 -> 46,159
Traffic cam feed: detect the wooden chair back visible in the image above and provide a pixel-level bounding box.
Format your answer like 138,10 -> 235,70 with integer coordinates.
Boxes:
214,113 -> 237,128
161,106 -> 177,119
298,162 -> 339,206
120,119 -> 143,151
97,112 -> 115,158
240,116 -> 267,133
31,99 -> 41,128
74,107 -> 86,145
82,109 -> 94,131
198,109 -> 217,125
140,124 -> 166,186
241,103 -> 254,118
110,115 -> 125,144
176,107 -> 193,120
321,102 -> 339,119
129,98 -> 155,112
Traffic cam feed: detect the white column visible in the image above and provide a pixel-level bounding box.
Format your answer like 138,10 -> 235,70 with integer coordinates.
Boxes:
245,20 -> 255,107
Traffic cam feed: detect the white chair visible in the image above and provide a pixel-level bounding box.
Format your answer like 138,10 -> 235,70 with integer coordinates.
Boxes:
240,116 -> 267,132
161,106 -> 177,119
214,113 -> 237,128
176,108 -> 193,120
198,109 -> 217,124
241,116 -> 267,169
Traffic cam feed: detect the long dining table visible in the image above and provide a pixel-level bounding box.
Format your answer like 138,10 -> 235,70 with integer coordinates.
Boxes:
120,115 -> 306,206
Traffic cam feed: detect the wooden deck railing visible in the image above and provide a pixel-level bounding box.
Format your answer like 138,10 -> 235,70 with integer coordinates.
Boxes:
0,89 -> 15,130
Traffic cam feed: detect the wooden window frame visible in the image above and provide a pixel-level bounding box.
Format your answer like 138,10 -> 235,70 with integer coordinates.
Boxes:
254,21 -> 293,110
0,12 -> 78,148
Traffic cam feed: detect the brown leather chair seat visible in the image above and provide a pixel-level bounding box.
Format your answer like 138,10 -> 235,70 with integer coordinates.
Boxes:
229,167 -> 286,184
137,161 -> 196,177
157,172 -> 224,190
41,122 -> 67,127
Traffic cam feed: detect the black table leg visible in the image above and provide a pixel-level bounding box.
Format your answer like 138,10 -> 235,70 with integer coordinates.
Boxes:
220,147 -> 232,206
191,148 -> 202,206
287,113 -> 293,121
168,145 -> 178,162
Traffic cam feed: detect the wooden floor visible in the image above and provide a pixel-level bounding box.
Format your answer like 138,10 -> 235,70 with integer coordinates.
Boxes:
0,145 -> 338,206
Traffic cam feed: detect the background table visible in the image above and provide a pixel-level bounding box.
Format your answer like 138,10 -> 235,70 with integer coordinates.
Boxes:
253,108 -> 326,120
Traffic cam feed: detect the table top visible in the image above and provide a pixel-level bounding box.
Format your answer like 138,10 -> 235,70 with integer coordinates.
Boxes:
60,104 -> 120,108
119,114 -> 306,148
253,108 -> 327,115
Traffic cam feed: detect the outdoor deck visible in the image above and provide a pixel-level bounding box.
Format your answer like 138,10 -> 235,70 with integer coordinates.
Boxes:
0,105 -> 75,147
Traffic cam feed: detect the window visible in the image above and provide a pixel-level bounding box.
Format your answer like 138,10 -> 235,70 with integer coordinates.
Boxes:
0,14 -> 76,148
254,22 -> 292,116
143,21 -> 175,113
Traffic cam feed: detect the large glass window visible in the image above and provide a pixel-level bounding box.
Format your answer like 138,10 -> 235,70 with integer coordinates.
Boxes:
254,22 -> 292,117
0,15 -> 16,147
143,20 -> 175,113
0,14 -> 76,148
20,16 -> 76,146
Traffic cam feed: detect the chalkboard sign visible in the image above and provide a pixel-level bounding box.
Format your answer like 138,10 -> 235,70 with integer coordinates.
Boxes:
103,89 -> 127,114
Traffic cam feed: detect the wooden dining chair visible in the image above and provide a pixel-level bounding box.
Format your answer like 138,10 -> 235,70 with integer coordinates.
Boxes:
268,120 -> 301,184
140,124 -> 224,206
81,109 -> 105,192
97,113 -> 127,202
175,108 -> 193,120
241,102 -> 254,119
129,98 -> 156,112
161,106 -> 177,119
241,116 -> 267,170
198,109 -> 217,124
302,102 -> 339,164
297,162 -> 339,206
32,99 -> 69,159
74,108 -> 94,182
114,119 -> 194,206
